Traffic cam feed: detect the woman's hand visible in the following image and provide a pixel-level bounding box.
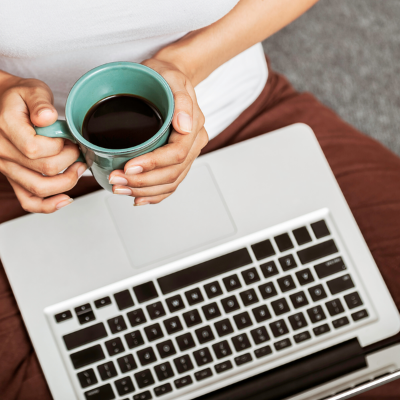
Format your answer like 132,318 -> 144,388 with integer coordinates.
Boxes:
0,72 -> 87,213
108,58 -> 209,206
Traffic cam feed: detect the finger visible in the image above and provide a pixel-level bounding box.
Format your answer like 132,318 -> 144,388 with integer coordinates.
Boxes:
7,177 -> 73,214
0,158 -> 87,198
134,192 -> 173,206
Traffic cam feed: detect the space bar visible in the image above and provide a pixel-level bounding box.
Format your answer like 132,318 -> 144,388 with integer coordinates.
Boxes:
297,239 -> 338,265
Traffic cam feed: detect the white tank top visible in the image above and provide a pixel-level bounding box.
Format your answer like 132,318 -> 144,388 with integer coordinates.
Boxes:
0,0 -> 267,140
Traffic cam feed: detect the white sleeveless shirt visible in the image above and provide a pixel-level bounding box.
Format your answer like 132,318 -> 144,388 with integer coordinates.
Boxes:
0,0 -> 267,140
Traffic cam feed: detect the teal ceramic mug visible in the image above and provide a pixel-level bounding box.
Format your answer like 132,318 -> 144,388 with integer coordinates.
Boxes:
34,62 -> 174,191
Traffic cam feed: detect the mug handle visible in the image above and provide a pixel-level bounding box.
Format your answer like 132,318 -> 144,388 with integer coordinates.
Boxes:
34,120 -> 86,163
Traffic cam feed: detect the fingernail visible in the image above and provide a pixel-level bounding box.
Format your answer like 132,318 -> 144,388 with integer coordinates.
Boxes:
177,112 -> 192,133
134,202 -> 150,206
77,164 -> 88,179
109,176 -> 128,185
125,166 -> 143,176
114,188 -> 132,195
56,198 -> 73,210
38,108 -> 53,116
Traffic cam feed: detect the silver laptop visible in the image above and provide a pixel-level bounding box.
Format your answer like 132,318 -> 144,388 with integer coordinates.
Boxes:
0,124 -> 399,400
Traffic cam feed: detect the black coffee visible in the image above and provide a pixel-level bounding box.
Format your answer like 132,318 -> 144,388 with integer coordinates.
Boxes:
82,94 -> 164,149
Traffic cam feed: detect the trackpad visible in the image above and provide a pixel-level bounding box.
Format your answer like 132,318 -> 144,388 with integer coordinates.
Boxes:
106,165 -> 236,269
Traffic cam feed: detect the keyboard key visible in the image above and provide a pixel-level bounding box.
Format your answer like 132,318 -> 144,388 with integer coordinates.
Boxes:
204,281 -> 223,299
174,355 -> 194,374
277,275 -> 297,292
311,220 -> 330,238
163,316 -> 183,335
235,353 -> 252,366
71,345 -> 105,369
289,312 -> 308,331
308,284 -> 328,302
297,239 -> 338,265
193,347 -> 213,366
154,382 -> 172,397
221,295 -> 240,313
195,326 -> 215,344
252,304 -> 272,322
326,299 -> 345,316
240,288 -> 259,306
251,239 -> 276,260
115,376 -> 135,396
63,323 -> 108,351
105,337 -> 124,356
314,257 -> 347,279
146,302 -> 166,320
352,309 -> 369,321
274,233 -> 294,252
333,316 -> 350,329
114,290 -> 134,311
232,333 -> 251,351
327,274 -> 355,295
183,309 -> 202,327
214,319 -> 234,337
195,368 -> 213,381
94,297 -> 112,309
137,347 -> 157,366
307,306 -> 327,324
212,340 -> 232,359
258,282 -> 278,299
134,369 -> 155,389
292,226 -> 312,246
84,384 -> 115,400
125,330 -> 145,349
117,354 -> 137,373
293,331 -> 311,343
202,302 -> 221,320
156,340 -> 176,359
295,268 -> 315,286
78,369 -> 98,388
165,295 -> 185,313
55,310 -> 72,323
279,254 -> 297,271
271,298 -> 290,316
215,360 -> 233,373
260,261 -> 279,278
269,319 -> 289,338
174,375 -> 193,389
251,326 -> 270,344
133,281 -> 159,304
145,323 -> 164,342
242,267 -> 260,285
107,315 -> 127,334
289,291 -> 309,309
344,292 -> 364,309
234,311 -> 253,329
274,338 -> 292,351
313,324 -> 331,336
254,345 -> 272,359
75,304 -> 95,325
154,362 -> 174,381
223,274 -> 242,292
133,391 -> 152,400
176,333 -> 195,351
127,309 -> 147,327
185,288 -> 204,306
98,362 -> 118,381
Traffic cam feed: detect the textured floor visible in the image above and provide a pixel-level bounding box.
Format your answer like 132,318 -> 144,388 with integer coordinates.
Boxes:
262,0 -> 400,155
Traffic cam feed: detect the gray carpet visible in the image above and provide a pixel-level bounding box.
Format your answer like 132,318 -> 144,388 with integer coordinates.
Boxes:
262,0 -> 400,155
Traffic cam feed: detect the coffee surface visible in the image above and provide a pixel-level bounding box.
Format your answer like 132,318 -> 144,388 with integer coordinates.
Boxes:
82,94 -> 163,149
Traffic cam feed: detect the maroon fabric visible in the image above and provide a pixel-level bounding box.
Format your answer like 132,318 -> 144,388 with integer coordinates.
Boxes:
1,63 -> 400,399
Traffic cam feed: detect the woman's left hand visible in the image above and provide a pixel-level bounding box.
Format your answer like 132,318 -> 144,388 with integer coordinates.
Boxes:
108,58 -> 209,206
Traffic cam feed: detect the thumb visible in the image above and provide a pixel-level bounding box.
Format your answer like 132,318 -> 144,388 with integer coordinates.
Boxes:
24,85 -> 58,128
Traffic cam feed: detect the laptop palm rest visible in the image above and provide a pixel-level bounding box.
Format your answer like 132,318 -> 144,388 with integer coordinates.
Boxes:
105,164 -> 236,269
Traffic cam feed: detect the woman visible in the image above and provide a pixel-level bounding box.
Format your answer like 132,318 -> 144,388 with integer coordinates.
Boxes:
0,0 -> 399,398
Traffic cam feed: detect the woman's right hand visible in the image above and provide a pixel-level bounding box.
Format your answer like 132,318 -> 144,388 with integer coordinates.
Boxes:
0,72 -> 87,213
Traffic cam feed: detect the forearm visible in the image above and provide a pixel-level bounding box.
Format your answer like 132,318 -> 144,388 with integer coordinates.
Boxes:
154,0 -> 318,86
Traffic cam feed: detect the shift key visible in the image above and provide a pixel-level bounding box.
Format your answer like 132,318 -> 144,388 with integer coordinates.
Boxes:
327,274 -> 355,295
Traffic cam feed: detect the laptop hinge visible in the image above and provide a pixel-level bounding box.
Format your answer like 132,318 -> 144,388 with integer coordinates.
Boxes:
195,339 -> 367,400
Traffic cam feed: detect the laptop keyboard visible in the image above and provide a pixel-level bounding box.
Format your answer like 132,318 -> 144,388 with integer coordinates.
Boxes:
48,213 -> 373,400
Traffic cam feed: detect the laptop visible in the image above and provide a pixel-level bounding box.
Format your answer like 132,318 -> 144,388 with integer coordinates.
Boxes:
0,123 -> 399,400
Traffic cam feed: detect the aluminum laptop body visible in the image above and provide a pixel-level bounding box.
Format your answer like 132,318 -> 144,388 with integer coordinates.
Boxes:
0,124 -> 399,400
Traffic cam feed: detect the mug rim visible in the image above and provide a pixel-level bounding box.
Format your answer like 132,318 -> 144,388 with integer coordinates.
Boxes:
65,61 -> 174,155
